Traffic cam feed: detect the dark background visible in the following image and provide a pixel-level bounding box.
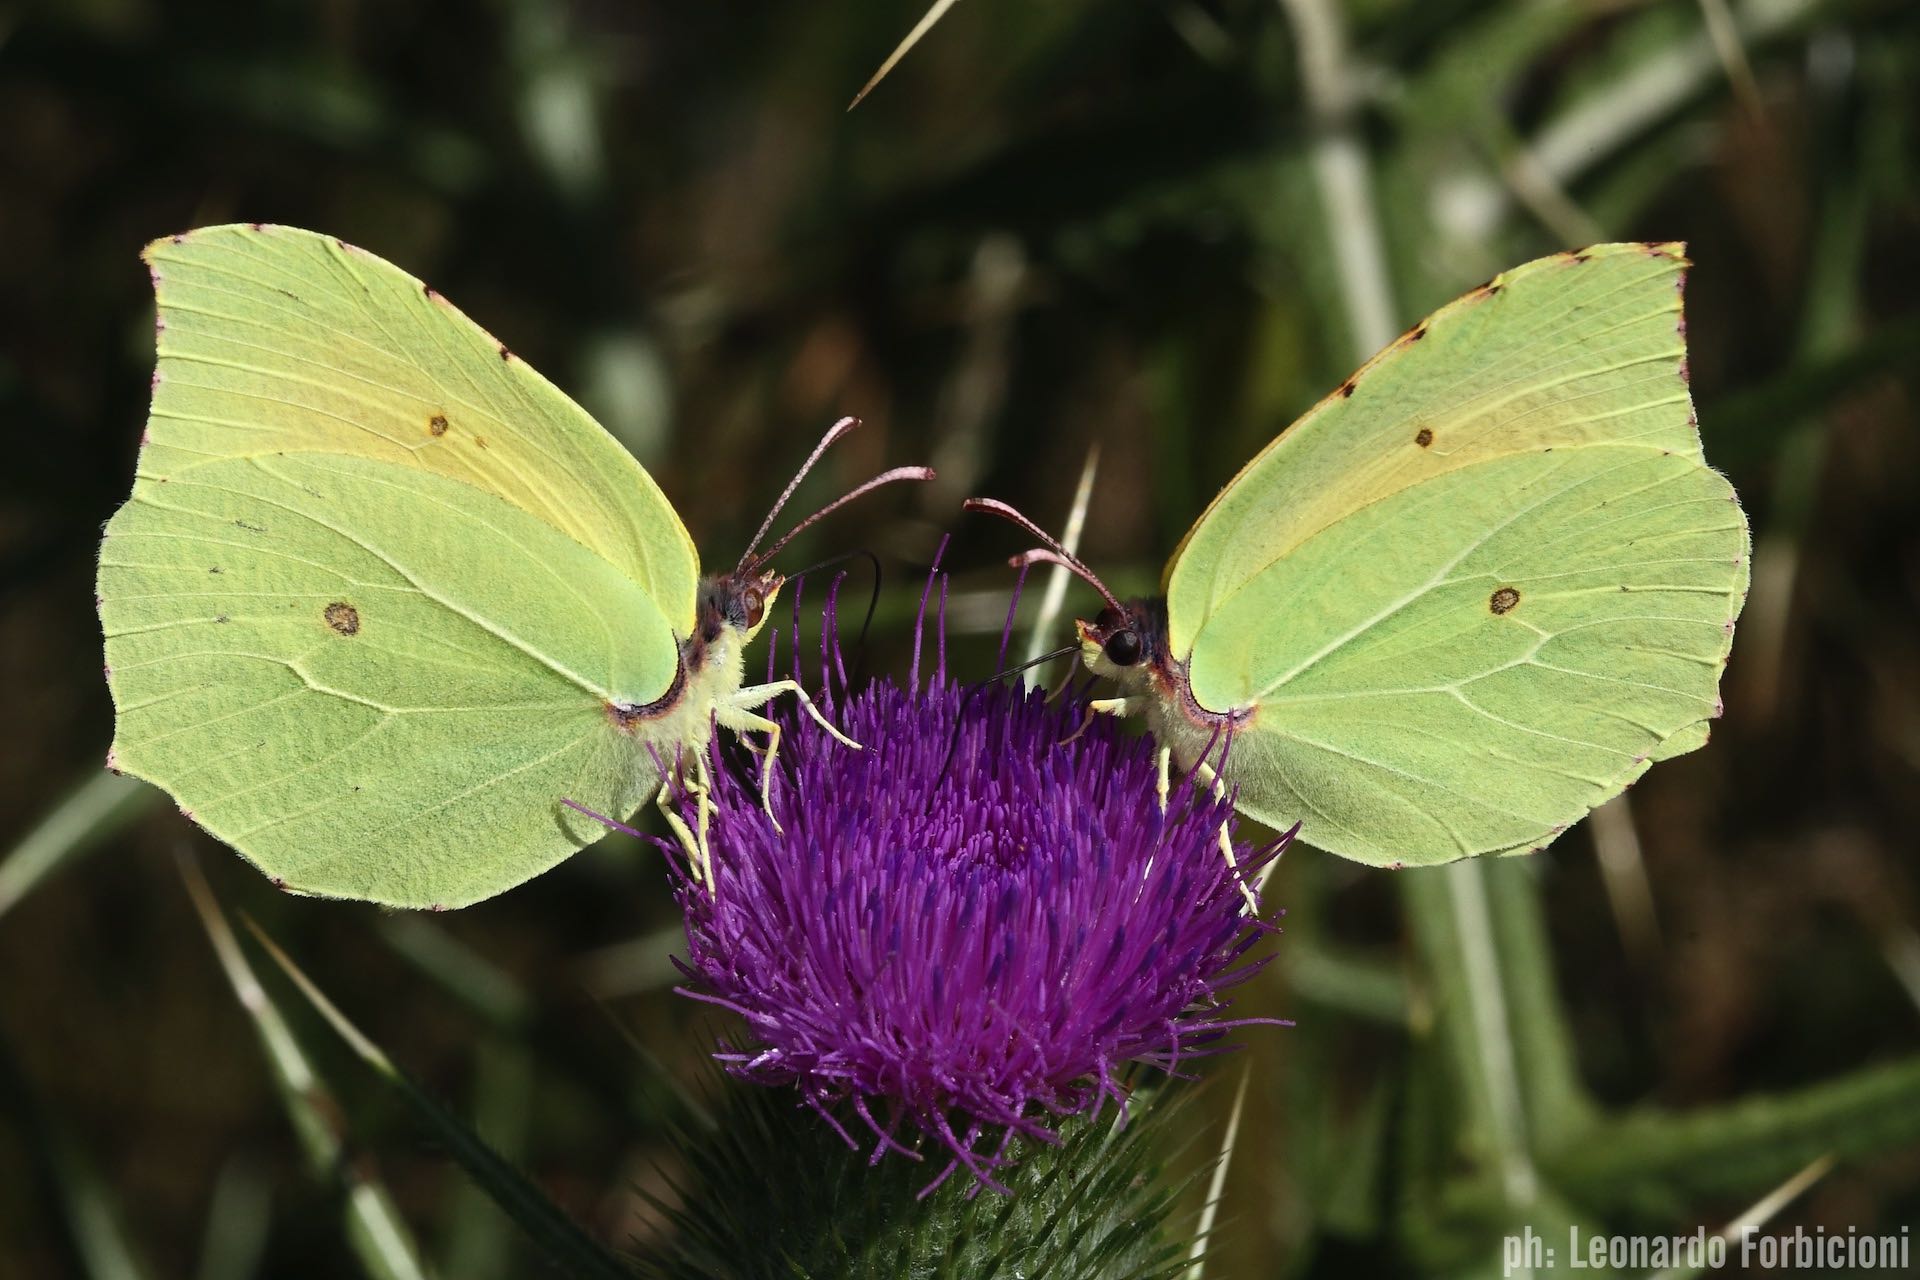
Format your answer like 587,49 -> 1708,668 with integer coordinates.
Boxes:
2,0 -> 1918,1276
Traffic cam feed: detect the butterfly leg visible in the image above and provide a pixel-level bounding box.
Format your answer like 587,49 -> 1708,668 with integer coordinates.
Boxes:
1189,756 -> 1259,913
655,778 -> 707,884
728,680 -> 862,750
725,705 -> 787,834
724,680 -> 860,830
687,749 -> 716,877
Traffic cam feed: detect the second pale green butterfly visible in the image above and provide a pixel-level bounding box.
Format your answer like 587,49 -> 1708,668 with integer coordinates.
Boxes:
99,224 -> 926,908
973,242 -> 1748,876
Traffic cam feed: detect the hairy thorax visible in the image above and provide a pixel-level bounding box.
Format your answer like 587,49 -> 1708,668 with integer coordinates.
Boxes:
1116,653 -> 1254,775
606,574 -> 768,777
1082,597 -> 1257,776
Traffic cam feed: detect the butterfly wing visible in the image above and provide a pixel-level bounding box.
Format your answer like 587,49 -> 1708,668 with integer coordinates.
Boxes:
138,224 -> 698,625
101,226 -> 694,905
1166,244 -> 1748,866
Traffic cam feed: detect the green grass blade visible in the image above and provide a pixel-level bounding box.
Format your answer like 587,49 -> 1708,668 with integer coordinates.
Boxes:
437,1039 -> 535,1280
179,855 -> 431,1280
47,1128 -> 151,1280
1283,938 -> 1408,1027
0,1030 -> 153,1280
241,916 -> 634,1280
1546,1054 -> 1920,1214
1400,863 -> 1540,1212
379,916 -> 532,1031
192,1156 -> 272,1280
1188,1068 -> 1249,1278
1480,860 -> 1599,1150
849,0 -> 966,109
0,770 -> 155,922
1653,1155 -> 1834,1280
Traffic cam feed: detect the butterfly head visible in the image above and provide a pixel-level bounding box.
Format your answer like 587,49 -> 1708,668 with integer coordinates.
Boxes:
1075,600 -> 1167,680
702,569 -> 784,645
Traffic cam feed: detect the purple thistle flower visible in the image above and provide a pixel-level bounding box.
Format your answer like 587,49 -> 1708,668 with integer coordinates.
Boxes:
663,575 -> 1290,1193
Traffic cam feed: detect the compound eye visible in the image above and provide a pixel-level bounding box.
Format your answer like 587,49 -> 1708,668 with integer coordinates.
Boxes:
742,585 -> 766,628
1103,629 -> 1144,667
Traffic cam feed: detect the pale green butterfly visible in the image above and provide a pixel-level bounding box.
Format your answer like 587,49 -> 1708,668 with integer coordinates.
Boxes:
970,243 -> 1748,884
98,224 -> 928,908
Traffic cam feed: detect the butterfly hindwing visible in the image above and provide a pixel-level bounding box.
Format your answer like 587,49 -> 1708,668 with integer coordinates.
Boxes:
101,452 -> 674,906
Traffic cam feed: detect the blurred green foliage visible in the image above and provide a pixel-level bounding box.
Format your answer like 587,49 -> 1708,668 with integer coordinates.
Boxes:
3,0 -> 1919,1275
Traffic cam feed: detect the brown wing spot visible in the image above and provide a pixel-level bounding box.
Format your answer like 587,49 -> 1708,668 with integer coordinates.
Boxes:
1414,427 -> 1433,448
497,343 -> 511,361
428,413 -> 449,437
1489,586 -> 1521,615
323,602 -> 361,636
1407,323 -> 1427,342
474,436 -> 489,450
423,284 -> 436,298
1338,380 -> 1356,398
1571,251 -> 1592,265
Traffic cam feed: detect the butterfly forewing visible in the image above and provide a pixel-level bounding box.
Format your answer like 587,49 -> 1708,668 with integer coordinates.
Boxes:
141,224 -> 700,628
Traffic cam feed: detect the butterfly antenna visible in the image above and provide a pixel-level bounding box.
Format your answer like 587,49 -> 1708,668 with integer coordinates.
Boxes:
744,465 -> 935,574
961,498 -> 1126,615
738,415 -> 862,572
744,468 -> 933,571
986,643 -> 1079,686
